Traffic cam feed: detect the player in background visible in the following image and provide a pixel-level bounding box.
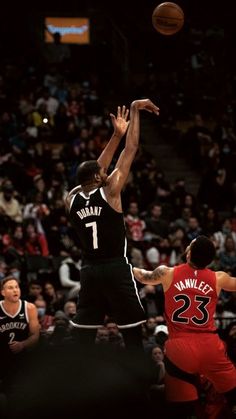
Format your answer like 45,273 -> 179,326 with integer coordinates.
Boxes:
0,276 -> 40,416
133,235 -> 236,418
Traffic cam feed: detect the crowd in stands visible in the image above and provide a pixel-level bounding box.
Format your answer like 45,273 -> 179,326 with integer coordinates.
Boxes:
0,14 -> 236,418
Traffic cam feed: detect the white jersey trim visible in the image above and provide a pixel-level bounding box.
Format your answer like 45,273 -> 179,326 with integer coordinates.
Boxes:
128,262 -> 145,311
117,320 -> 146,329
69,187 -> 99,211
70,320 -> 146,329
79,188 -> 98,200
69,194 -> 77,211
0,299 -> 22,318
25,301 -> 29,323
100,187 -> 107,202
70,320 -> 103,329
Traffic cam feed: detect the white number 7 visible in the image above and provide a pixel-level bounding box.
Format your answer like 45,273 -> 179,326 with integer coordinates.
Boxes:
85,221 -> 98,249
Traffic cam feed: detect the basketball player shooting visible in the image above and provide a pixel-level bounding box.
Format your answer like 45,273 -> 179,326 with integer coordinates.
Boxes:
64,99 -> 159,354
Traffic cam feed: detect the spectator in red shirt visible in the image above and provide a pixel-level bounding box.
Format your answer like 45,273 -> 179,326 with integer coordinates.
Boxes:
25,222 -> 49,256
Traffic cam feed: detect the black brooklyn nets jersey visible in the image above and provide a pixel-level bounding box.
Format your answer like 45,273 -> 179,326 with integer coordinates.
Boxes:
69,187 -> 127,260
0,300 -> 29,354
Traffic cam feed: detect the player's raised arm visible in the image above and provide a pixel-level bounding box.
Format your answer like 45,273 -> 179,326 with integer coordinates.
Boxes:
97,105 -> 129,170
64,105 -> 129,211
108,99 -> 159,194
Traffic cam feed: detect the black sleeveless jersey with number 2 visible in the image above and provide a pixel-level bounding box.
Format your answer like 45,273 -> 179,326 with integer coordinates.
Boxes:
0,300 -> 29,355
69,187 -> 127,260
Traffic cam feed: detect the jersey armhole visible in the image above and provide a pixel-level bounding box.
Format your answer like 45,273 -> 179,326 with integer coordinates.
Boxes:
100,187 -> 108,202
25,301 -> 29,323
69,194 -> 77,211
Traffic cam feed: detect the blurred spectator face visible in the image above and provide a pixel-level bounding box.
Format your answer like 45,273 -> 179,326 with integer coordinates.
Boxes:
34,297 -> 46,318
106,322 -> 119,337
184,194 -> 193,207
26,223 -> 36,235
174,228 -> 185,240
14,225 -> 23,239
8,267 -> 21,280
224,237 -> 235,252
152,345 -> 164,363
159,238 -> 170,249
34,176 -> 45,192
55,199 -> 64,209
182,207 -> 191,220
0,261 -> 8,280
71,247 -> 81,262
44,282 -> 55,297
188,217 -> 199,230
222,219 -> 232,234
128,202 -> 139,216
96,326 -> 109,343
87,139 -> 96,151
229,325 -> 236,338
55,161 -> 65,173
151,205 -> 162,218
29,282 -> 42,298
2,181 -> 14,201
28,231 -> 37,242
59,216 -> 68,225
64,301 -> 76,318
53,311 -> 69,329
207,208 -> 215,220
146,317 -> 157,331
194,114 -> 203,126
130,247 -> 144,267
175,179 -> 185,188
172,238 -> 183,251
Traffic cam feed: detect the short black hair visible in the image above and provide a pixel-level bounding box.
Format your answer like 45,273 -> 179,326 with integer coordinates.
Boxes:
76,160 -> 100,185
190,235 -> 216,269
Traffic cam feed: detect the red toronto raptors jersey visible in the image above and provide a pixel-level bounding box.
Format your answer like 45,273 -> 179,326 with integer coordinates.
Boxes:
165,264 -> 218,337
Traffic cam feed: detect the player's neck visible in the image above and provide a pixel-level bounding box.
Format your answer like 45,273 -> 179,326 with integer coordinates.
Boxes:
82,182 -> 99,193
3,299 -> 20,313
188,262 -> 199,270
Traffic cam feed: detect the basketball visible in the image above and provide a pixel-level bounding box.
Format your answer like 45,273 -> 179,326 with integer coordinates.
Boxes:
152,2 -> 184,35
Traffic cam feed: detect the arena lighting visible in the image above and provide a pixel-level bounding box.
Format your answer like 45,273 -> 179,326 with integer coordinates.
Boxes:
45,17 -> 90,44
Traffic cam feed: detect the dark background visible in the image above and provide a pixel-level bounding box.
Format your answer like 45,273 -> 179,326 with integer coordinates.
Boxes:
1,0 -> 235,70
0,1 -> 235,112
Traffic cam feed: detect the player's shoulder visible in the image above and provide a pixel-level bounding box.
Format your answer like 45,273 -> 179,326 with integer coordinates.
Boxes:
25,301 -> 37,312
64,189 -> 80,210
64,193 -> 72,210
159,264 -> 173,274
154,265 -> 173,281
215,270 -> 227,279
102,177 -> 120,200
